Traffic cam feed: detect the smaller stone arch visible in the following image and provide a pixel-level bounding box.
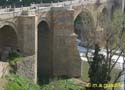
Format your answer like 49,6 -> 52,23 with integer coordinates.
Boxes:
102,8 -> 108,15
110,5 -> 115,19
98,7 -> 109,27
97,4 -> 106,13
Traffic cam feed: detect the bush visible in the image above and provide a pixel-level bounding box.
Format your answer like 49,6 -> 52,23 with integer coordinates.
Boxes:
5,74 -> 85,90
8,52 -> 23,66
5,74 -> 41,90
40,78 -> 84,90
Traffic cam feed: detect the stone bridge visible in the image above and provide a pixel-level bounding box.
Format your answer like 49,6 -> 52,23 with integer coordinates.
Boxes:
0,0 -> 116,83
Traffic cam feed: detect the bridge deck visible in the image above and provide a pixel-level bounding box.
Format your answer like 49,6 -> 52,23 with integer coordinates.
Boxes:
0,0 -> 107,19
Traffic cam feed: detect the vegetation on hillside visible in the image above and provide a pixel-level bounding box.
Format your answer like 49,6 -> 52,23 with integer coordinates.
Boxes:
5,74 -> 41,90
40,78 -> 84,90
5,74 -> 85,90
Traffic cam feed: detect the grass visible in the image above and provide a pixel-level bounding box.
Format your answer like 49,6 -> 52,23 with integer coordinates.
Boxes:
8,52 -> 24,66
40,77 -> 85,90
4,74 -> 85,90
5,74 -> 41,90
4,52 -> 85,90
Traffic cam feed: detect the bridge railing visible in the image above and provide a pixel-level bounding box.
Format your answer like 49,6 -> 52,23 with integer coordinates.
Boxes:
0,0 -> 108,18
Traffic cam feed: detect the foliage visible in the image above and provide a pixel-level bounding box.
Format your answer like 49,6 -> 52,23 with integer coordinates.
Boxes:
83,9 -> 125,90
5,74 -> 41,90
40,78 -> 84,90
8,52 -> 23,66
88,44 -> 109,90
99,9 -> 125,83
5,74 -> 85,90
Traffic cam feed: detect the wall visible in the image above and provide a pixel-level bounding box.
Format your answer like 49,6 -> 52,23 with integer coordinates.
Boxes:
16,55 -> 36,82
17,15 -> 36,56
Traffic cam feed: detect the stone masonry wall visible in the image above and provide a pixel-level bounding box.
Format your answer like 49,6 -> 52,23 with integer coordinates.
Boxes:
17,16 -> 36,56
16,55 -> 36,82
16,16 -> 37,83
51,7 -> 81,77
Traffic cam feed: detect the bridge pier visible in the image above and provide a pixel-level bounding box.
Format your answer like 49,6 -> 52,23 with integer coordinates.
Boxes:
17,15 -> 37,83
51,7 -> 81,77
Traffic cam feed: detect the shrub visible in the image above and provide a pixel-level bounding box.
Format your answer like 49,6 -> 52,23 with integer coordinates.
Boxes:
8,52 -> 23,66
5,74 -> 41,90
40,78 -> 84,90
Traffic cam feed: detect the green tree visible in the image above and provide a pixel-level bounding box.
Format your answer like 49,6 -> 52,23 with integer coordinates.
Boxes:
87,44 -> 109,90
85,9 -> 125,90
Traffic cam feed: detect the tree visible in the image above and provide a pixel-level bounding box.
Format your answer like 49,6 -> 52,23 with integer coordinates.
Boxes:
84,9 -> 125,90
87,44 -> 109,90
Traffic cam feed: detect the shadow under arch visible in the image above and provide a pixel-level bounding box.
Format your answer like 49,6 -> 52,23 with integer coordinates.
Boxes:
37,20 -> 53,83
0,25 -> 18,50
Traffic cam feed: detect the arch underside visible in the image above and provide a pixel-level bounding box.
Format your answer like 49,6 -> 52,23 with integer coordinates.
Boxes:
0,25 -> 18,61
0,25 -> 17,50
37,21 -> 53,82
74,10 -> 95,47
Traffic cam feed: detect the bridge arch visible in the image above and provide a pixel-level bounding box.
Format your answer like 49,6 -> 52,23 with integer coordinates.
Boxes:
38,17 -> 51,29
0,24 -> 18,60
74,7 -> 92,20
0,22 -> 17,35
74,10 -> 95,46
37,20 -> 53,82
110,5 -> 115,19
98,7 -> 109,27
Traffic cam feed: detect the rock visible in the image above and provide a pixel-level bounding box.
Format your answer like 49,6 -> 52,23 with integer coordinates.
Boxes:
0,62 -> 9,78
0,78 -> 8,90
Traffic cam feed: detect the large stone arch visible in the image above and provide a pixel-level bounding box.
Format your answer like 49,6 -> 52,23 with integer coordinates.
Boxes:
38,17 -> 51,28
98,7 -> 109,26
97,6 -> 110,47
0,24 -> 18,61
98,3 -> 115,23
0,22 -> 17,35
74,10 -> 95,46
37,20 -> 53,82
74,6 -> 83,20
0,24 -> 18,49
73,5 -> 94,21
